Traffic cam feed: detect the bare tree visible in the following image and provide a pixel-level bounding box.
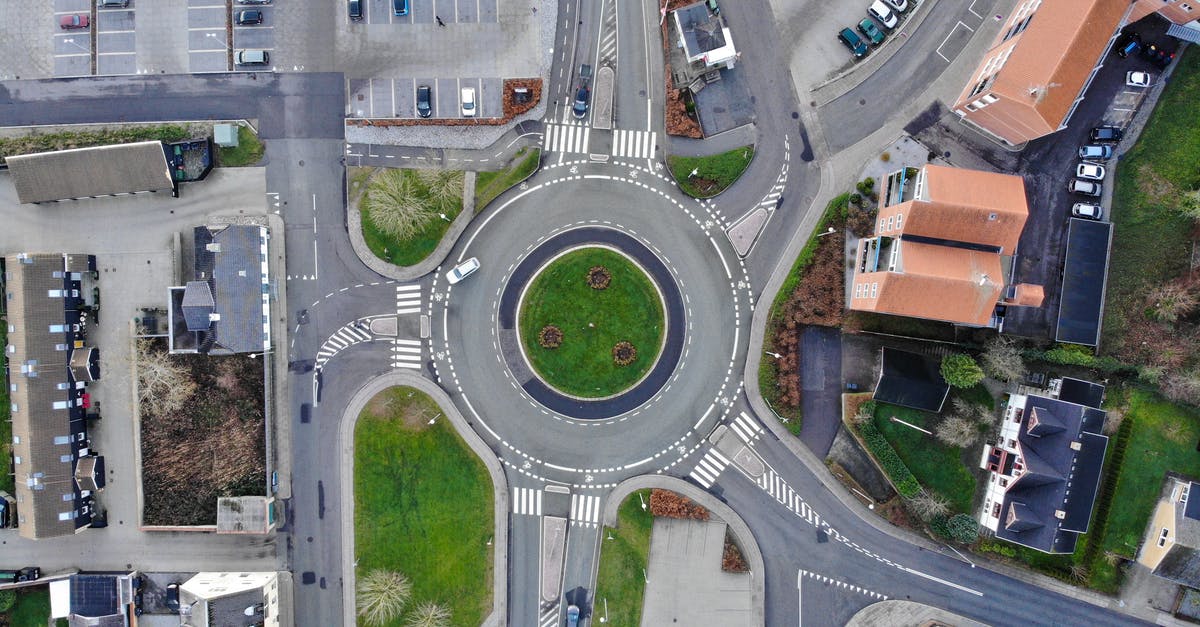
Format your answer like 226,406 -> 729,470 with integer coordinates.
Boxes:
356,569 -> 412,626
981,336 -> 1026,382
405,601 -> 451,627
1146,282 -> 1200,324
1102,407 -> 1125,436
905,489 -> 950,521
1162,369 -> 1200,406
135,339 -> 197,416
935,416 -> 980,448
364,169 -> 437,240
1069,563 -> 1089,583
415,168 -> 465,213
950,397 -> 992,424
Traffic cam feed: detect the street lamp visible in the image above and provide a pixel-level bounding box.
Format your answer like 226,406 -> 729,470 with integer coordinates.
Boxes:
438,213 -> 451,222
764,350 -> 782,359
816,226 -> 836,238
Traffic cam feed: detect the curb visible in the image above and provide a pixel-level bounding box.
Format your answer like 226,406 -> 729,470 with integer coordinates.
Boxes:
603,475 -> 765,627
338,373 -> 509,627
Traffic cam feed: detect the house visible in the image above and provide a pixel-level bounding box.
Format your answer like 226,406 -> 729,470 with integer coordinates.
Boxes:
1137,473 -> 1200,588
179,571 -> 287,627
6,141 -> 177,203
216,496 -> 277,535
673,2 -> 737,70
850,164 -> 1043,328
49,572 -> 139,626
978,378 -> 1108,554
3,253 -> 105,540
871,348 -> 951,413
167,224 -> 271,355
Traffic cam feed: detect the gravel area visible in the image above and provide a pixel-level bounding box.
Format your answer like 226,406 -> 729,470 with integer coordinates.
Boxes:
344,1 -> 556,149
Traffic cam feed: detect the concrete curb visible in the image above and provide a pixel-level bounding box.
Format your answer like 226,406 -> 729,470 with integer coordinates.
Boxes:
266,213 -> 291,501
338,373 -> 509,627
603,475 -> 765,627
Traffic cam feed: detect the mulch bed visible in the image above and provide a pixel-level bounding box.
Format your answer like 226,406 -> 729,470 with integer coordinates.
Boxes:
721,530 -> 749,573
649,489 -> 710,520
660,15 -> 704,139
347,78 -> 542,127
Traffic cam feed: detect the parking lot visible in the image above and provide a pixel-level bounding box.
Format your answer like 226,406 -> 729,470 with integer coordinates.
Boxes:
355,0 -> 498,25
53,0 -> 93,77
347,76 -> 502,119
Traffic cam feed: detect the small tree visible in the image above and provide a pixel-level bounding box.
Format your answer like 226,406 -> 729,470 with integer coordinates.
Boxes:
356,569 -> 412,626
1146,282 -> 1199,323
946,513 -> 980,543
414,168 -> 465,213
1162,369 -> 1200,406
935,416 -> 979,448
405,601 -> 452,627
981,336 -> 1025,382
135,339 -> 197,417
906,489 -> 950,521
950,397 -> 992,424
940,353 -> 984,388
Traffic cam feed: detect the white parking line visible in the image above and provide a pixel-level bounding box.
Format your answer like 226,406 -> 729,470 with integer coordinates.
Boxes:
55,53 -> 90,58
97,29 -> 136,34
96,52 -> 136,56
935,22 -> 973,63
187,27 -> 225,32
967,0 -> 984,19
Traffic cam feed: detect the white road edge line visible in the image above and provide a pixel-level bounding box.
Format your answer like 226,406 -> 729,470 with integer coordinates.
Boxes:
901,566 -> 983,596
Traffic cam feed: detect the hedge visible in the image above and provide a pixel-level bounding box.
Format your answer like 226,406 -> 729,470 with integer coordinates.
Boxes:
859,421 -> 921,498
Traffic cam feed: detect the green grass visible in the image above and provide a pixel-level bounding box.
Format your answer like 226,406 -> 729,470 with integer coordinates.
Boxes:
668,146 -> 755,198
1100,389 -> 1200,559
360,169 -> 463,267
519,248 -> 665,398
1103,45 -> 1200,347
216,124 -> 265,167
594,490 -> 653,626
0,125 -> 192,163
354,386 -> 493,627
474,147 -> 540,211
0,318 -> 10,494
872,403 -> 977,513
4,587 -> 51,627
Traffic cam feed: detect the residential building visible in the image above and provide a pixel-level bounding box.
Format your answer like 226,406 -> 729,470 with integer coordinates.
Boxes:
1130,0 -> 1199,26
951,0 -> 1128,146
850,164 -> 1042,328
871,348 -> 951,413
978,378 -> 1108,554
673,2 -> 737,70
6,141 -> 177,204
4,253 -> 105,539
167,224 -> 271,355
179,571 -> 287,627
1137,473 -> 1200,588
49,572 -> 139,626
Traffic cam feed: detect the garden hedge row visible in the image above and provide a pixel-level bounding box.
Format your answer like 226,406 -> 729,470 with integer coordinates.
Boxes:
859,421 -> 921,498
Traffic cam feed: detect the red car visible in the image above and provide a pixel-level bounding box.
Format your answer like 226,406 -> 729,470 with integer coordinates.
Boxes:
59,14 -> 90,29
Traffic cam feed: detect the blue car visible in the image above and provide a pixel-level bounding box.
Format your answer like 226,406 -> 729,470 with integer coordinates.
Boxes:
566,605 -> 580,627
393,0 -> 408,15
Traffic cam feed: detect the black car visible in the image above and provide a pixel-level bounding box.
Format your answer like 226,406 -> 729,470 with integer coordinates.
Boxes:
416,84 -> 432,118
1089,126 -> 1123,143
838,28 -> 868,59
165,583 -> 181,612
236,10 -> 263,25
572,86 -> 590,119
348,0 -> 362,20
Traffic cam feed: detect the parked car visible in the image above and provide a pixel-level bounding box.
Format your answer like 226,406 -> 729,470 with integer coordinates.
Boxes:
460,87 -> 476,117
1072,203 -> 1103,220
566,606 -> 580,627
446,257 -> 480,285
1076,162 -> 1106,180
572,86 -> 590,118
1077,144 -> 1113,159
348,0 -> 363,20
838,28 -> 868,58
237,0 -> 271,4
1089,126 -> 1123,143
0,491 -> 14,528
868,1 -> 898,30
416,84 -> 432,118
235,49 -> 269,65
1126,71 -> 1151,88
59,14 -> 89,29
1114,31 -> 1140,58
165,583 -> 181,612
858,18 -> 885,46
881,0 -> 908,12
98,0 -> 129,7
393,0 -> 409,16
235,10 -> 263,25
1068,179 -> 1102,197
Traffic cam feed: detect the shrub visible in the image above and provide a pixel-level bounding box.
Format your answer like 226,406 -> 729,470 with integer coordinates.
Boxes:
946,513 -> 980,543
587,265 -> 612,290
0,588 -> 14,613
612,341 -> 637,366
356,569 -> 412,626
649,489 -> 709,520
849,192 -> 862,205
538,325 -> 563,349
940,353 -> 984,388
863,177 -> 875,190
880,152 -> 891,162
860,421 -> 921,498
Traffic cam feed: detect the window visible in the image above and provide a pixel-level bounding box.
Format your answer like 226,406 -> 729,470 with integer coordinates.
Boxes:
886,216 -> 895,231
13,456 -> 20,465
10,403 -> 17,412
53,435 -> 70,445
56,382 -> 68,391
11,436 -> 18,444
982,94 -> 998,104
58,511 -> 75,521
895,214 -> 903,229
878,219 -> 886,232
52,271 -> 64,278
1183,3 -> 1193,12
964,103 -> 978,112
49,324 -> 65,333
870,283 -> 879,298
1158,527 -> 1170,547
47,289 -> 63,298
55,344 -> 67,352
52,401 -> 69,410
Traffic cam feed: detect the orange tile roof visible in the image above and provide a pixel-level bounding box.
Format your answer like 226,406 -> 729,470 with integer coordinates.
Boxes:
855,241 -> 1005,326
880,164 -> 1029,252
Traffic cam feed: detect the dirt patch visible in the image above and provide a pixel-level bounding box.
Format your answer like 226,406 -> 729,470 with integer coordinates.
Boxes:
364,388 -> 440,431
721,529 -> 749,573
347,78 -> 542,127
649,489 -> 710,520
661,17 -> 704,139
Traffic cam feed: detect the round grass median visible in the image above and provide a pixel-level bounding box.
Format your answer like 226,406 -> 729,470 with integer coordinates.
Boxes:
518,247 -> 665,399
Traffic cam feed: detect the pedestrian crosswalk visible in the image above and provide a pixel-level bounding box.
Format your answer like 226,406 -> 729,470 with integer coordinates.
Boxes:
512,487 -> 542,517
689,447 -> 731,489
611,129 -> 656,159
569,493 -> 601,527
396,283 -> 421,315
729,411 -> 763,443
315,322 -> 373,369
543,121 -> 591,155
392,338 -> 422,370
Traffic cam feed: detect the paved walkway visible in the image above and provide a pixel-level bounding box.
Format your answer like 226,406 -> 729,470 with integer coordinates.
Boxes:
642,519 -> 753,626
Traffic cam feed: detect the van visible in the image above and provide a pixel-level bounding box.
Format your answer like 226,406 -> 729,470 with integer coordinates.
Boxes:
236,49 -> 269,65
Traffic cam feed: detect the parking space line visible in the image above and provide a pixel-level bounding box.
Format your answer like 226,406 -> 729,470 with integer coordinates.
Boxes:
97,29 -> 136,34
391,79 -> 397,117
187,27 -> 225,31
96,52 -> 136,56
55,53 -> 90,58
456,77 -> 462,117
967,0 -> 984,19
936,22 -> 972,63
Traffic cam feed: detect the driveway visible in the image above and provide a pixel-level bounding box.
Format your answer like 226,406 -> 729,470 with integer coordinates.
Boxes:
799,326 -> 842,458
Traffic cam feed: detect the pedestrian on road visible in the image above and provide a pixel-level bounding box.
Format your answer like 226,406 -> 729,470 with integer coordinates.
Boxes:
436,16 -> 446,26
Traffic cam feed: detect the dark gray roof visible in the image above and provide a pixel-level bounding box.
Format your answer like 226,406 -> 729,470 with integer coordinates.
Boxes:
211,590 -> 265,627
69,574 -> 119,618
1055,219 -> 1112,346
191,225 -> 270,354
181,281 -> 215,331
996,394 -> 1108,553
872,348 -> 950,412
6,141 -> 175,203
1058,377 -> 1105,409
1186,482 -> 1200,522
675,2 -> 726,57
1153,545 -> 1200,588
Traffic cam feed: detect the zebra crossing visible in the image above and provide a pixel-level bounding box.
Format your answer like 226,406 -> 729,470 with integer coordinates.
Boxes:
597,0 -> 617,65
611,129 -> 656,159
315,322 -> 373,369
396,283 -> 421,314
543,121 -> 591,155
569,493 -> 602,527
392,338 -> 422,370
799,569 -> 889,601
689,447 -> 731,489
538,605 -> 561,627
729,411 -> 763,443
512,487 -> 543,517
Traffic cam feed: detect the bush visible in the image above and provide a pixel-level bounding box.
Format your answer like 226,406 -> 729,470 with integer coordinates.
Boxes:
537,325 -> 563,349
649,489 -> 709,520
940,353 -> 984,388
612,341 -> 638,366
0,588 -> 14,613
849,192 -> 862,205
946,513 -> 980,543
859,421 -> 921,498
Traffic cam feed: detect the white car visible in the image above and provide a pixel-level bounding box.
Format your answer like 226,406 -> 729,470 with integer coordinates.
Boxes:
881,0 -> 908,12
460,87 -> 477,117
1071,203 -> 1102,220
446,257 -> 480,284
1076,162 -> 1106,181
1126,71 -> 1151,88
868,1 -> 898,30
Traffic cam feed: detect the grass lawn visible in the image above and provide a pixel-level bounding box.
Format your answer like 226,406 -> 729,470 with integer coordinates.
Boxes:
0,318 -> 11,494
360,169 -> 463,267
872,403 -> 977,513
1100,389 -> 1200,559
354,386 -> 493,627
3,587 -> 51,627
216,124 -> 265,167
668,146 -> 755,198
519,248 -> 664,397
1103,45 -> 1200,346
594,490 -> 653,626
474,147 -> 540,211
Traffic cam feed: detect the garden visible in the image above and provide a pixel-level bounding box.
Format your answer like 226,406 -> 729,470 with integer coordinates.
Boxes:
356,168 -> 465,267
667,145 -> 755,198
0,587 -> 52,627
519,247 -> 665,398
354,386 -> 493,627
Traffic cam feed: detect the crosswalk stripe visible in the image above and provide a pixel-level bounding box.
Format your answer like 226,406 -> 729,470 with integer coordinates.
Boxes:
394,339 -> 421,346
396,307 -> 421,314
394,346 -> 422,354
393,361 -> 421,370
395,284 -> 420,292
394,354 -> 422,362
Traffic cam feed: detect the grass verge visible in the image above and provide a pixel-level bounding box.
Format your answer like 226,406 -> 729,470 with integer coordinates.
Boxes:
359,169 -> 464,267
354,386 -> 493,627
668,146 -> 755,198
0,125 -> 191,163
594,490 -> 653,625
216,124 -> 265,167
0,317 -> 11,494
3,587 -> 51,627
474,147 -> 540,211
519,248 -> 664,398
872,403 -> 977,513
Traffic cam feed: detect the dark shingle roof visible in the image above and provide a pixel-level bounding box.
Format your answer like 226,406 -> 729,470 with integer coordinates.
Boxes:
872,348 -> 950,412
6,141 -> 174,203
191,225 -> 270,354
181,281 -> 215,331
1153,545 -> 1200,588
676,2 -> 726,56
211,590 -> 265,626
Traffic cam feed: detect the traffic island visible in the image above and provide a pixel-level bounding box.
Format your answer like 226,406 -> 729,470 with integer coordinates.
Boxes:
667,145 -> 755,199
355,168 -> 466,267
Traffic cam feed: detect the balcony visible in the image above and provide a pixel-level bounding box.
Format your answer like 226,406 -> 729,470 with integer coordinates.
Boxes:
882,167 -> 922,208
